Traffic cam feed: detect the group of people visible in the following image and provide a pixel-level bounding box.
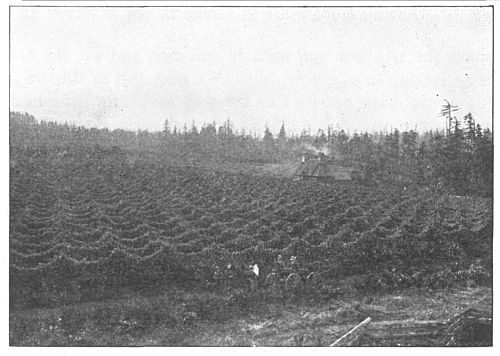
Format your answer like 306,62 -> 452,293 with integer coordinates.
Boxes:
275,254 -> 299,274
210,254 -> 299,286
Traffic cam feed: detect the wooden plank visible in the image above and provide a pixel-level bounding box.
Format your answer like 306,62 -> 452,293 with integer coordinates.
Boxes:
365,330 -> 439,338
353,318 -> 449,346
368,320 -> 447,330
369,319 -> 446,325
330,317 -> 372,347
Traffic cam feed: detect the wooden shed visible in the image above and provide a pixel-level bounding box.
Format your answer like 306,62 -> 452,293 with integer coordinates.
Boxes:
295,153 -> 361,181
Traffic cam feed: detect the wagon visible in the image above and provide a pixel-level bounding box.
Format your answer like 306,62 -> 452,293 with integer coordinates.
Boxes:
264,266 -> 324,294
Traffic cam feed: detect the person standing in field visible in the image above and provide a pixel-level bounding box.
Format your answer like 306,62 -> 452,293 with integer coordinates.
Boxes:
276,254 -> 286,275
248,262 -> 259,293
290,255 -> 299,273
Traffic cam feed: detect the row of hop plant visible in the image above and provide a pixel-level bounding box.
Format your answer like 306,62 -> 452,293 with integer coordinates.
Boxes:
10,149 -> 493,309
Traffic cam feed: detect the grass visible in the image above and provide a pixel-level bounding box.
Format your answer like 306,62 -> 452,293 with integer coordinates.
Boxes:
10,285 -> 491,346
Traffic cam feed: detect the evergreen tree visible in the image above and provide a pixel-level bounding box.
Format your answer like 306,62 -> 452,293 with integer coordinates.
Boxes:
278,122 -> 286,142
163,119 -> 171,135
263,126 -> 274,144
314,129 -> 327,148
190,121 -> 199,136
401,130 -> 417,159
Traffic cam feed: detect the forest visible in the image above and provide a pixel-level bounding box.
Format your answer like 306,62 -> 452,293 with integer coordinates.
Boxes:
10,110 -> 493,197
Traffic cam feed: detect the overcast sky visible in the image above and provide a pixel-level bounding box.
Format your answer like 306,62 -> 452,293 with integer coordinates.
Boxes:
10,7 -> 492,135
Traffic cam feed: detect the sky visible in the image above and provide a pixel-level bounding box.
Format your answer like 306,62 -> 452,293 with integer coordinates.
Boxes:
10,7 -> 493,135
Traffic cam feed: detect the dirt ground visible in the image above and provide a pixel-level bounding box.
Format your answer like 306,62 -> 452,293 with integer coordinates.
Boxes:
10,286 -> 491,346
146,287 -> 492,346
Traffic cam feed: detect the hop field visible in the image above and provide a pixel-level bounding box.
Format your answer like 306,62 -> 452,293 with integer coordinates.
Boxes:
10,147 -> 492,310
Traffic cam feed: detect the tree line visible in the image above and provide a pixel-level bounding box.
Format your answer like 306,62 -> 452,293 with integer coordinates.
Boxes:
10,110 -> 493,197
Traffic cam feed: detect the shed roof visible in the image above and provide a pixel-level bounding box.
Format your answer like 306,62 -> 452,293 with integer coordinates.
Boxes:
295,161 -> 357,180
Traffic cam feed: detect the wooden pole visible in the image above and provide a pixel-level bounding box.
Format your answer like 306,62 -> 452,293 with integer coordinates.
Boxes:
330,317 -> 372,347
